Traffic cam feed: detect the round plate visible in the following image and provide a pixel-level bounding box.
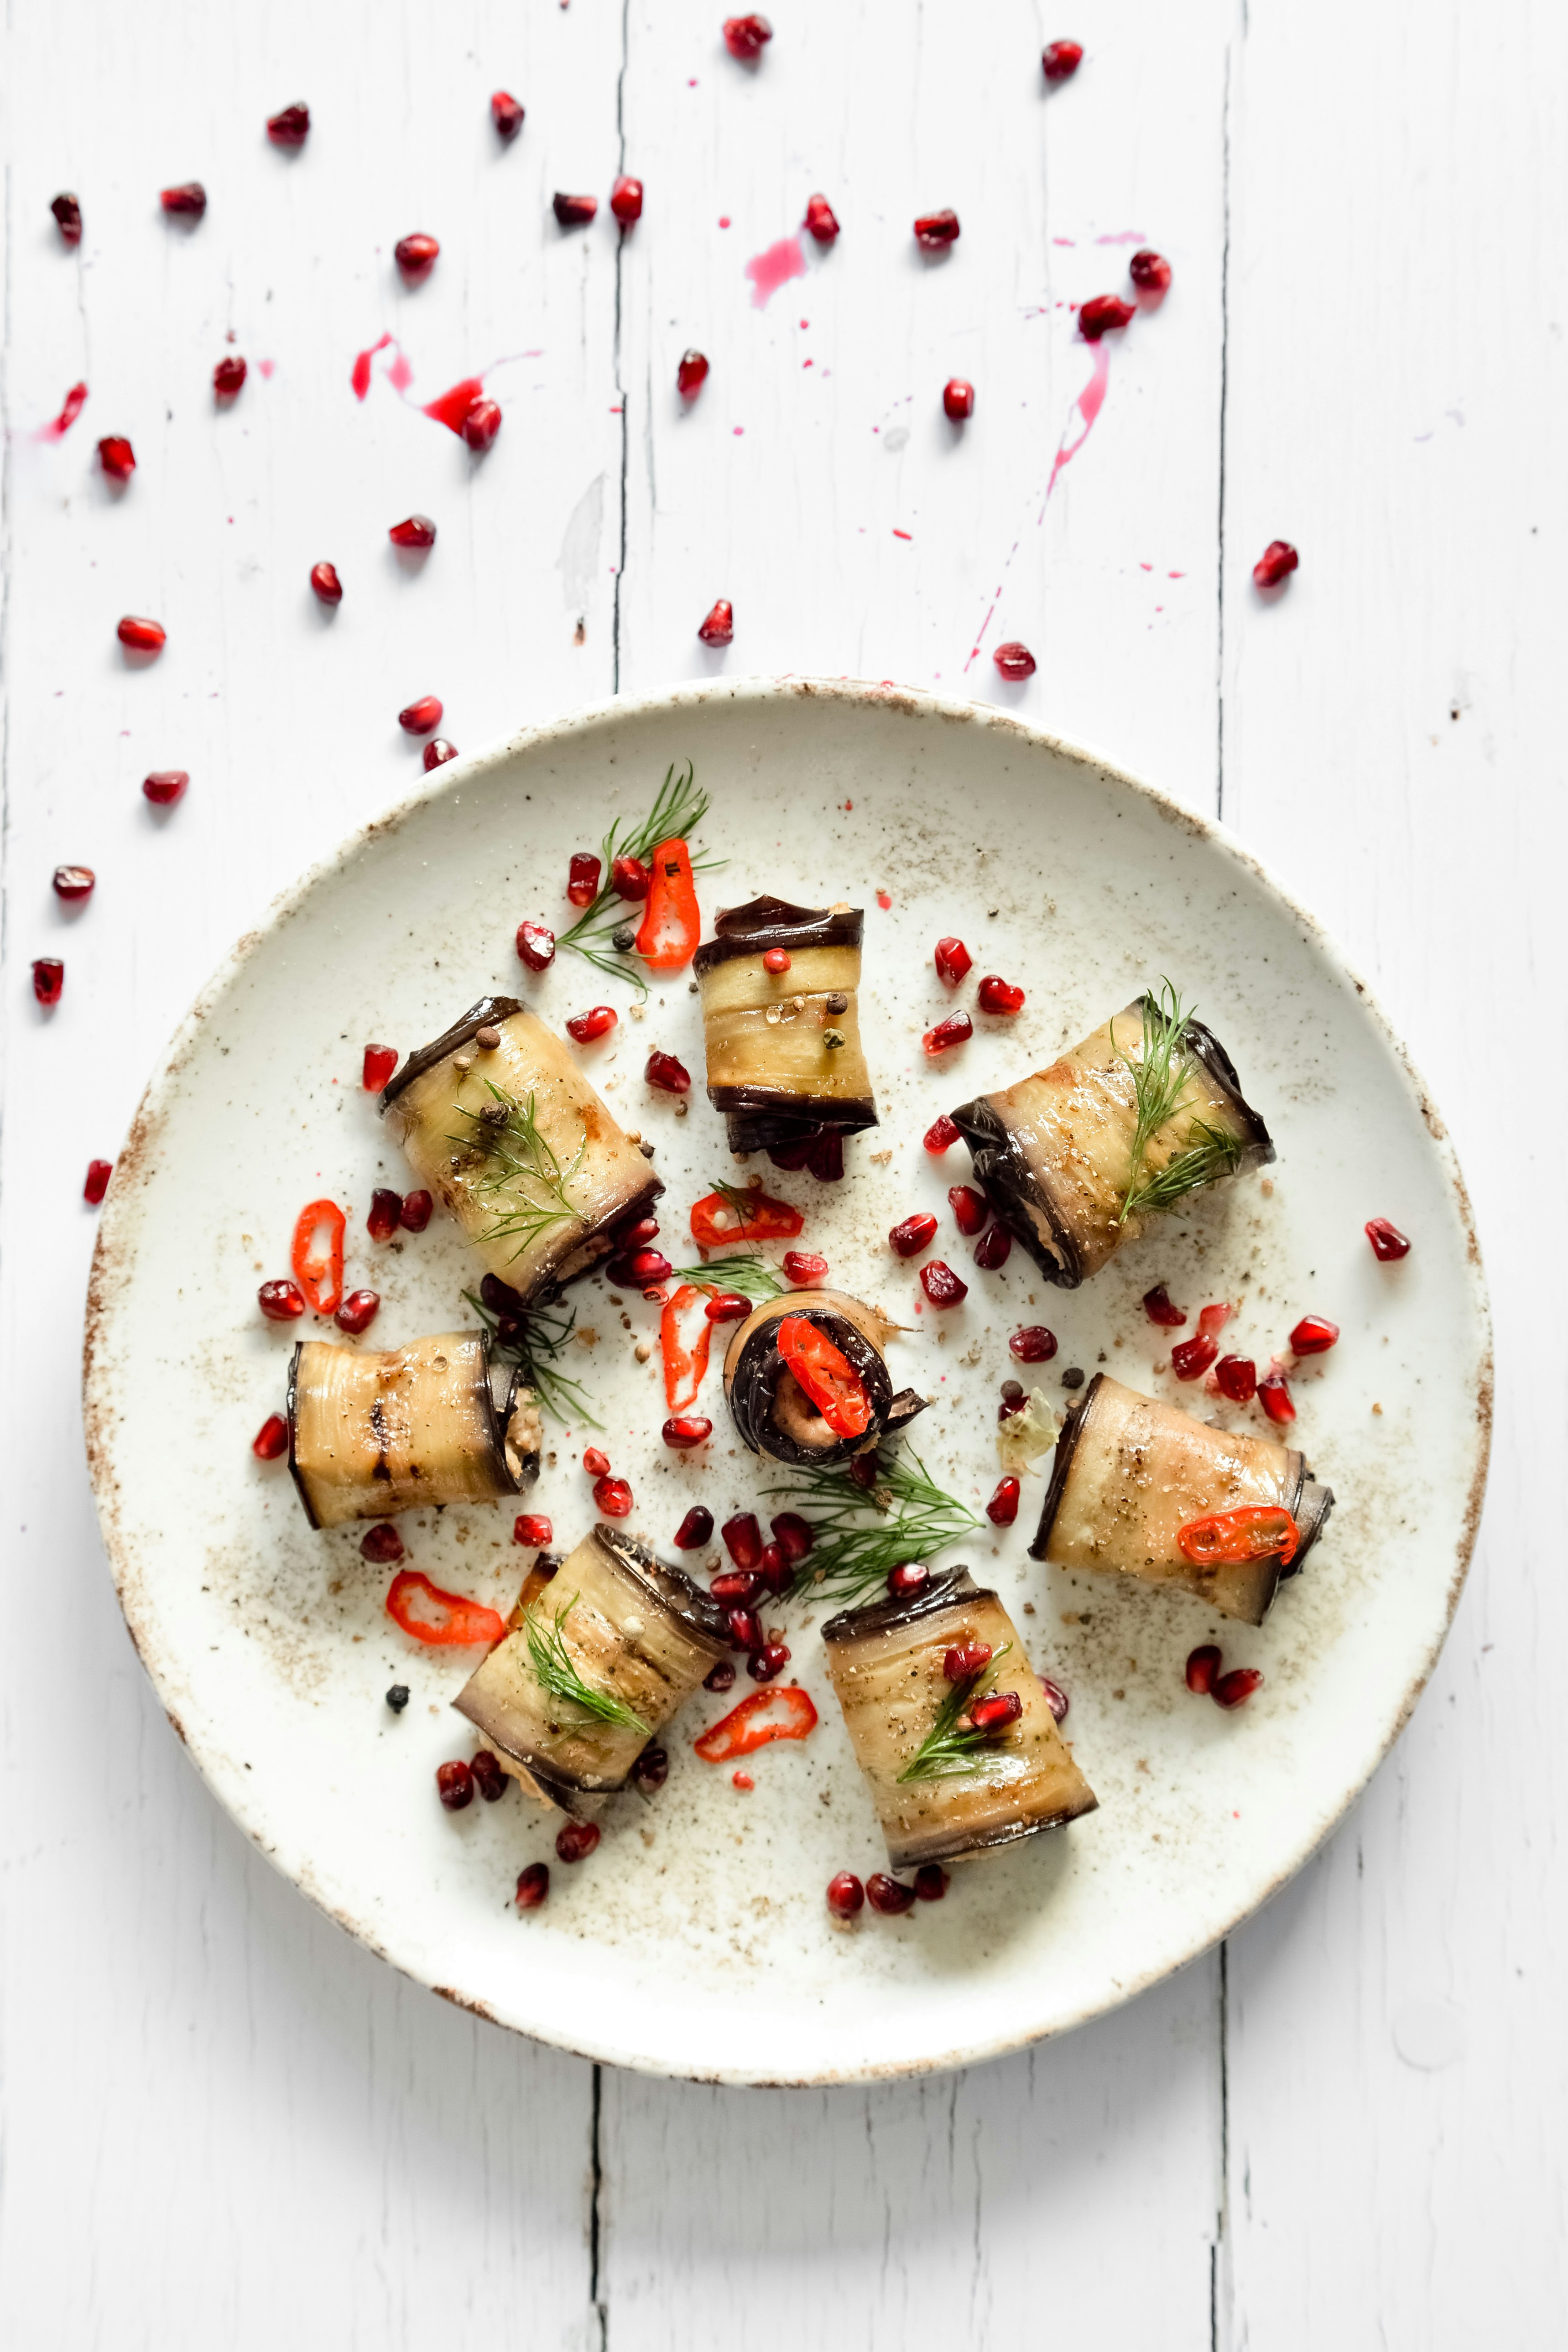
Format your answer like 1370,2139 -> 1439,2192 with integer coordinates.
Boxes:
83,680 -> 1490,2085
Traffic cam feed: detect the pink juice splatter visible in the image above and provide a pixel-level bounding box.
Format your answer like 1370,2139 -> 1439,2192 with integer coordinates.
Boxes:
1045,341 -> 1111,499
39,381 -> 88,439
745,234 -> 806,307
1094,229 -> 1148,245
352,333 -> 394,398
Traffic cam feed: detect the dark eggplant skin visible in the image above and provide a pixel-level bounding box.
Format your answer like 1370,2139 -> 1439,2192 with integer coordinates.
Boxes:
693,895 -> 864,974
594,1524 -> 732,1652
380,995 -> 524,1108
1182,1016 -> 1276,1166
729,1304 -> 893,1467
822,1564 -> 983,1647
707,1093 -> 879,1153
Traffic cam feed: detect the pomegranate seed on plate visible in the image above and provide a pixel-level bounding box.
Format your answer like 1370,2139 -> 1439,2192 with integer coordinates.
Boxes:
711,1569 -> 762,1606
723,1513 -> 763,1571
567,852 -> 602,906
726,1606 -> 763,1652
1253,540 -> 1298,588
251,1413 -> 289,1461
630,1745 -> 668,1792
889,1212 -> 938,1259
553,193 -> 598,226
645,1050 -> 691,1094
335,1289 -> 380,1335
567,1005 -> 617,1043
437,1761 -> 474,1811
481,1275 -> 526,1315
310,561 -> 343,605
1040,1676 -> 1070,1725
1214,1667 -> 1263,1710
704,1291 -> 750,1322
948,1184 -> 989,1237
663,1415 -> 712,1448
32,957 -> 64,1006
866,1873 -> 917,1916
919,1260 -> 968,1308
677,349 -> 710,398
360,1048 -> 396,1097
143,770 -> 188,805
887,1565 -> 929,1599
1290,1314 -> 1339,1356
471,1751 -> 508,1803
395,233 -> 440,277
913,209 -> 960,250
1080,294 -> 1136,338
678,1507 -> 715,1552
945,1641 -> 992,1681
970,1690 -> 1022,1734
423,739 -> 458,771
986,1477 -> 1021,1526
610,176 -> 643,224
397,1189 -> 432,1233
515,1862 -> 550,1909
924,1113 -> 960,1154
258,1279 -> 306,1322
1171,1333 -> 1218,1381
594,1474 -> 633,1517
923,1012 -> 973,1055
704,1661 -> 735,1694
1366,1217 -> 1411,1261
827,1872 -> 864,1920
492,91 -> 525,141
1042,38 -> 1084,80
516,920 -> 556,970
1186,1644 -> 1221,1696
213,355 -> 247,398
1214,1354 -> 1257,1403
803,193 -> 840,244
462,399 -> 502,453
698,598 -> 735,646
514,1514 -> 553,1547
360,1523 -> 403,1563
366,1188 -> 403,1242
748,1642 -> 791,1682
52,864 -> 94,901
992,641 -> 1036,680
784,1249 -> 828,1284
583,1446 -> 612,1478
757,1545 -> 794,1600
763,947 -> 792,973
84,1157 -> 113,1205
1197,1302 -> 1233,1339
118,615 -> 165,653
52,193 -> 83,245
613,853 -> 652,900
389,514 -> 437,549
160,182 -> 207,218
723,14 -> 773,59
848,1454 -> 879,1492
1257,1369 -> 1296,1424
1130,248 -> 1172,292
1142,1283 -> 1186,1327
914,1863 -> 950,1901
99,435 -> 135,480
771,1513 -> 814,1561
974,1222 -> 1012,1270
807,1130 -> 844,1181
398,695 -> 443,735
266,103 -> 310,146
943,378 -> 975,421
1009,1325 -> 1057,1363
978,975 -> 1025,1015
934,936 -> 972,986
556,1820 -> 600,1862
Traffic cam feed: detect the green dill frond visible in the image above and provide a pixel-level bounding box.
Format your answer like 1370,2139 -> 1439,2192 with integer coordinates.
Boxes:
761,1447 -> 980,1604
897,1644 -> 1015,1784
448,1083 -> 589,1262
523,1593 -> 650,1735
1115,981 -> 1242,1223
556,760 -> 721,992
667,1253 -> 787,1300
464,1289 -> 603,1430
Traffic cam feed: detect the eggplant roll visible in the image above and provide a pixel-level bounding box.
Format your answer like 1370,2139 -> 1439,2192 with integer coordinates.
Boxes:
381,995 -> 662,1307
823,1569 -> 1097,1871
950,995 -> 1273,1288
723,1288 -> 925,1468
287,1330 -> 540,1531
1029,1373 -> 1334,1625
694,896 -> 878,1154
453,1524 -> 729,1816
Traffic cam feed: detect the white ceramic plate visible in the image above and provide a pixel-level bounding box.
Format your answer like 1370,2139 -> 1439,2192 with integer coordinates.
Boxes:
83,680 -> 1490,2086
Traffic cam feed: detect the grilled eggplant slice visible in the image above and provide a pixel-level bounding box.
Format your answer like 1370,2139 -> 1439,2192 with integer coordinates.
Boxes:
694,895 -> 877,1155
380,995 -> 662,1308
722,1287 -> 925,1469
287,1329 -> 539,1531
823,1568 -> 1096,1870
950,992 -> 1273,1288
453,1524 -> 729,1817
1029,1373 -> 1334,1624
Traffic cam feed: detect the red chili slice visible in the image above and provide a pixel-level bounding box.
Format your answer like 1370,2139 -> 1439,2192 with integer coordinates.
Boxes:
290,1198 -> 346,1315
689,1185 -> 803,1248
1176,1505 -> 1300,1569
636,836 -> 702,970
385,1569 -> 506,1647
660,1282 -> 714,1412
775,1314 -> 871,1438
693,1683 -> 819,1762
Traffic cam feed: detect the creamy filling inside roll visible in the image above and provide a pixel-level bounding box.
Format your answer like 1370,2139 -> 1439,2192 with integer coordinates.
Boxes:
287,1330 -> 538,1531
722,1288 -> 925,1468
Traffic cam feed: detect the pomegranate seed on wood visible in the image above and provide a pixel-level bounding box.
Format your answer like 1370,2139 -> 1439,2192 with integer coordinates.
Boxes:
389,514 -> 437,549
677,349 -> 710,398
310,561 -> 343,605
1009,1325 -> 1057,1362
516,919 -> 556,970
948,1184 -> 989,1236
594,1474 -> 633,1517
1042,39 -> 1084,81
867,1874 -> 917,1916
645,1049 -> 691,1093
1143,1283 -> 1186,1327
31,958 -> 64,1007
360,1523 -> 403,1563
1186,1644 -> 1221,1695
1171,1333 -> 1218,1380
662,1415 -> 712,1448
251,1413 -> 289,1461
723,14 -> 773,59
974,1223 -> 1012,1270
462,399 -> 502,453
367,1189 -> 403,1242
118,615 -> 166,653
1366,1217 -> 1411,1261
934,936 -> 972,986
53,864 -> 95,901
515,1862 -> 550,1909
1215,1354 -> 1257,1403
804,193 -> 840,244
335,1289 -> 380,1335
160,182 -> 207,219
889,1212 -> 938,1259
437,1761 -> 474,1811
266,103 -> 310,146
914,209 -> 960,250
213,355 -> 247,398
395,233 -> 440,277
1130,248 -> 1172,292
556,1820 -> 600,1862
1214,1667 -> 1263,1710
258,1279 -> 306,1321
399,1191 -> 432,1233
992,641 -> 1036,680
471,1751 -> 508,1802
1080,294 -> 1136,339
784,1249 -> 828,1284
98,435 -> 135,480
1253,540 -> 1299,589
143,770 -> 188,805
567,1005 -> 617,1043
920,1260 -> 968,1308
491,91 -> 525,141
423,739 -> 458,771
986,1477 -> 1021,1525
923,1013 -> 973,1054
1257,1368 -> 1296,1423
52,193 -> 83,245
943,378 -> 975,421
698,598 -> 735,645
399,694 -> 443,734
977,975 -> 1025,1015
84,1158 -> 113,1205
553,193 -> 598,226
923,1113 -> 960,1154
514,1514 -> 553,1547
610,176 -> 643,224
1290,1314 -> 1339,1356
827,1872 -> 864,1919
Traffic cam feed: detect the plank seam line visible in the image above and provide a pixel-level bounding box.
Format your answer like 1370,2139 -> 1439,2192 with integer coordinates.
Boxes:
610,0 -> 631,696
1216,40 -> 1233,825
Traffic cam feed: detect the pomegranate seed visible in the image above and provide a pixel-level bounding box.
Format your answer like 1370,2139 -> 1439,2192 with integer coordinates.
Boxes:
948,1184 -> 989,1237
423,739 -> 458,771
703,1290 -> 750,1322
367,1188 -> 403,1242
677,1506 -> 714,1550
309,560 -> 343,606
1290,1314 -> 1340,1356
266,102 -> 310,146
1215,1354 -> 1258,1403
889,1212 -> 938,1259
471,1750 -> 508,1802
516,920 -> 556,971
460,398 -> 502,454
31,957 -> 64,1007
945,1641 -> 992,1682
251,1413 -> 289,1461
848,1453 -> 880,1491
803,193 -> 840,244
360,1523 -> 404,1563
83,1157 -> 113,1205
1253,540 -> 1299,589
1040,1676 -> 1069,1725
492,91 -> 525,141
1197,1302 -> 1233,1340
583,1447 -> 612,1478
920,1260 -> 968,1309
566,853 -> 601,908
1042,38 -> 1084,80
52,193 -> 83,245
934,935 -> 973,986
1258,1369 -> 1296,1424
258,1279 -> 306,1322
362,1044 -> 398,1093
437,1760 -> 474,1811
160,182 -> 207,219
986,1477 -> 1021,1526
645,1050 -> 691,1094
1143,1283 -> 1186,1327
973,1223 -> 1012,1271
397,1191 -> 432,1236
515,1862 -> 550,1910
698,598 -> 735,646
677,348 -> 710,398
914,1863 -> 950,1901
553,192 -> 598,226
594,1474 -> 633,1517
913,208 -> 960,250
942,377 -> 975,422
610,176 -> 643,225
887,1564 -> 930,1599
998,1395 -> 1027,1425
566,1005 -> 617,1045
514,1514 -> 553,1547
389,515 -> 437,549
1130,248 -> 1172,293
663,1415 -> 712,1448
826,1872 -> 864,1920
867,1873 -> 917,1916
758,1543 -> 794,1598
711,1569 -> 762,1607
783,1250 -> 828,1285
1008,1326 -> 1057,1365
726,1606 -> 763,1652
52,864 -> 95,902
482,1275 -> 526,1315
556,1820 -> 601,1862
630,1745 -> 668,1792
612,853 -> 652,900
977,975 -> 1025,1016
117,615 -> 166,654
1171,1333 -> 1218,1381
395,233 -> 440,277
767,1138 -> 812,1171
723,14 -> 773,59
807,1131 -> 844,1181
762,947 -> 792,974
993,641 -> 1036,681
923,1013 -> 973,1055
749,1642 -> 791,1682
98,435 -> 135,480
213,355 -> 247,398
970,1690 -> 1023,1734
142,770 -> 188,805
1214,1667 -> 1263,1710
398,695 -> 443,735
924,1113 -> 960,1154
1080,294 -> 1136,339
335,1289 -> 380,1336
1186,1644 -> 1221,1696
763,1519 -> 809,1568
1366,1217 -> 1411,1261
704,1659 -> 736,1691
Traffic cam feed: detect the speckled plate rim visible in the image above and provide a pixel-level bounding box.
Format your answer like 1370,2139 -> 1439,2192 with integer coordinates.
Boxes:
82,676 -> 1493,2085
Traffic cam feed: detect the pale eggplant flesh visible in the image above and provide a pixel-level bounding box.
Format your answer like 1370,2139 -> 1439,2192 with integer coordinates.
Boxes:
822,1568 -> 1097,1871
380,996 -> 662,1308
721,1287 -> 926,1469
694,896 -> 878,1155
287,1329 -> 540,1531
453,1524 -> 729,1817
1029,1372 -> 1334,1625
949,996 -> 1274,1289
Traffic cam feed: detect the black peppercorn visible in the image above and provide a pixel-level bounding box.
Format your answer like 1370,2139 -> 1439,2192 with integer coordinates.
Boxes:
386,1684 -> 411,1712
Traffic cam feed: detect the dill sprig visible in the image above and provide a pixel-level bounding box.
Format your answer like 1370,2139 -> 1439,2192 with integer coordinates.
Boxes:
762,1447 -> 980,1604
667,1253 -> 787,1300
1116,981 -> 1243,1223
523,1592 -> 651,1736
557,760 -> 722,989
450,1082 -> 588,1260
897,1645 -> 1016,1784
464,1289 -> 603,1429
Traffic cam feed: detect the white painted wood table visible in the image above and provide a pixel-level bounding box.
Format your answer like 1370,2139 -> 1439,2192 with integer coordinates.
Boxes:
1,1 -> 1561,2342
